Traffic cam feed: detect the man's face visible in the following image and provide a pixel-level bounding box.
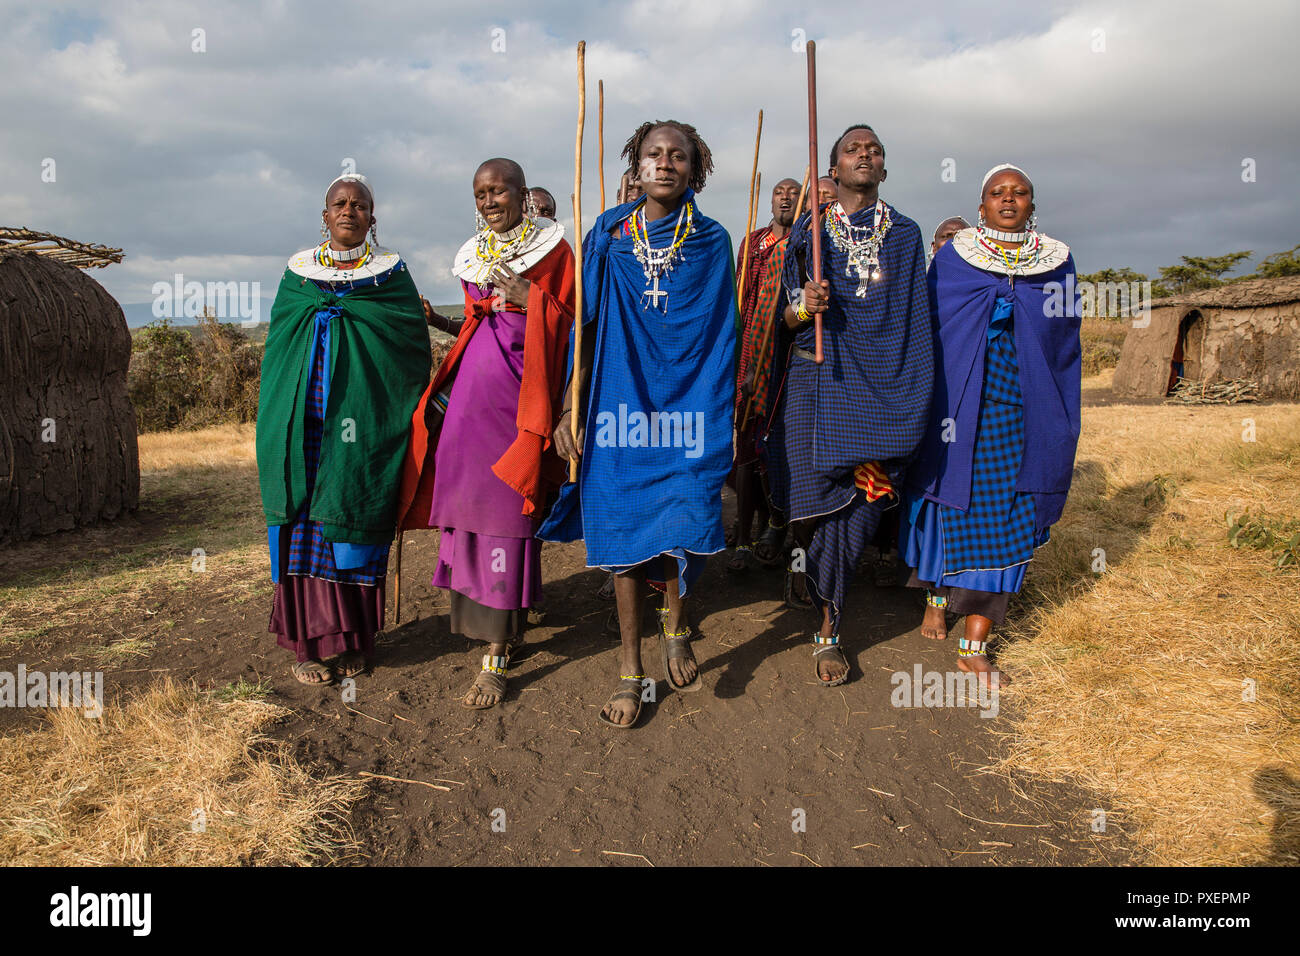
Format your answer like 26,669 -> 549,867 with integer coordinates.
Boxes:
771,179 -> 800,226
931,218 -> 968,254
817,177 -> 838,205
833,128 -> 886,191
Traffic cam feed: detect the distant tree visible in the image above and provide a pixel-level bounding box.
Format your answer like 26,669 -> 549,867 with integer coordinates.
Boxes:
1251,243 -> 1300,278
1152,251 -> 1252,297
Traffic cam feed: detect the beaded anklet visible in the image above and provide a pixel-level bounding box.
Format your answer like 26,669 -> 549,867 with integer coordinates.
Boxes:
481,654 -> 509,676
925,590 -> 948,609
956,638 -> 987,658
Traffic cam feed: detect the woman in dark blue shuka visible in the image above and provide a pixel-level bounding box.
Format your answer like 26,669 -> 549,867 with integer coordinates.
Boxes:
901,164 -> 1082,687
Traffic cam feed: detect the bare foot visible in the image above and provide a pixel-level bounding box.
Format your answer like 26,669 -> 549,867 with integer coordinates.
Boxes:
921,603 -> 948,641
956,654 -> 1009,687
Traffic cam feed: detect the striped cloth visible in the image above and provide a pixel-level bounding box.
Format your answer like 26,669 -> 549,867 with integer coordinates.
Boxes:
736,235 -> 787,427
939,307 -> 1036,572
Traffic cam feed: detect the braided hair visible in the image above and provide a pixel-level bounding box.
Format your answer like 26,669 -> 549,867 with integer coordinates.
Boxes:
621,120 -> 714,193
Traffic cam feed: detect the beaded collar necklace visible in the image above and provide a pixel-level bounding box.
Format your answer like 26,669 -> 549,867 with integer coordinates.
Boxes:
974,223 -> 1042,283
315,240 -> 371,269
825,199 -> 891,297
630,200 -> 695,311
474,217 -> 536,268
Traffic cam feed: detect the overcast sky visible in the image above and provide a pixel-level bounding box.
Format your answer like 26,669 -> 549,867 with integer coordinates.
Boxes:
4,0 -> 1297,316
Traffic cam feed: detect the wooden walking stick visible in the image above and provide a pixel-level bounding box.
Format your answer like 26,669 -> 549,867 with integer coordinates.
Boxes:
598,79 -> 606,213
739,165 -> 809,434
393,530 -> 404,625
570,41 -> 586,483
735,109 -> 764,309
805,41 -> 824,364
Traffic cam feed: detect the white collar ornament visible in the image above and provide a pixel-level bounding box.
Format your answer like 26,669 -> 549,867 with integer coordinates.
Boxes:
452,217 -> 564,284
287,244 -> 402,283
949,227 -> 1070,278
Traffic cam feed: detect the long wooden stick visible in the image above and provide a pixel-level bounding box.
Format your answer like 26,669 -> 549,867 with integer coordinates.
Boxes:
570,42 -> 586,483
739,166 -> 807,433
806,41 -> 824,364
393,530 -> 404,625
598,80 -> 606,213
735,109 -> 764,310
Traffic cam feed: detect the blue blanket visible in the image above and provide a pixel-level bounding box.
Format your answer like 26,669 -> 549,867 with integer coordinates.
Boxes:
907,242 -> 1082,531
537,191 -> 738,570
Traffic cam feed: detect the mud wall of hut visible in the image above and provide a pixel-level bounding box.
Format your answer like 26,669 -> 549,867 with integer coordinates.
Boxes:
0,252 -> 139,542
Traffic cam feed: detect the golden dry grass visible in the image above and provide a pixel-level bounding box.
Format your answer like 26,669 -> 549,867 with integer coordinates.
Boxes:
0,679 -> 362,865
1,424 -> 265,649
995,392 -> 1300,865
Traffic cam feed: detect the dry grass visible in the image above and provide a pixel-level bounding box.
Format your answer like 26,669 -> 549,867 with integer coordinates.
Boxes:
995,391 -> 1300,865
1,424 -> 266,648
0,679 -> 363,865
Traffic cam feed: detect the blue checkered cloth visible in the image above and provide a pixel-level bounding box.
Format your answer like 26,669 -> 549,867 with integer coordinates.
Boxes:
279,300 -> 390,585
938,302 -> 1036,572
764,201 -> 933,522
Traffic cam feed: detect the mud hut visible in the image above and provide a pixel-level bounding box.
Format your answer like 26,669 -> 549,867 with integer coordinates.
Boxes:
1113,276 -> 1300,400
0,228 -> 138,542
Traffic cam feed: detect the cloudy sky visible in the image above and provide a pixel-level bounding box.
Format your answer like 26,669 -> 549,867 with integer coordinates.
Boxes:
4,0 -> 1297,319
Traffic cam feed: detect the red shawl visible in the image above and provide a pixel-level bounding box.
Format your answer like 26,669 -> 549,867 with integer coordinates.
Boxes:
395,240 -> 576,530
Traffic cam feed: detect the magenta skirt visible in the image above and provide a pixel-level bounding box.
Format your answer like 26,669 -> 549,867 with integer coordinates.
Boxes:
269,574 -> 385,663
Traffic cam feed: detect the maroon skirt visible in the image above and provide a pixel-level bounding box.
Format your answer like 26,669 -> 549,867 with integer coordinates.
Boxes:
269,574 -> 385,663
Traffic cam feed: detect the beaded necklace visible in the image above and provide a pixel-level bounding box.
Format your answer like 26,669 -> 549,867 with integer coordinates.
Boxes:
630,200 -> 694,311
315,240 -> 372,270
474,218 -> 536,269
824,199 -> 891,297
974,224 -> 1042,285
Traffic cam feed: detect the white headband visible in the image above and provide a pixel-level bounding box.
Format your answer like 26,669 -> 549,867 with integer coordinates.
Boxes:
981,163 -> 1032,193
934,215 -> 970,239
326,173 -> 374,206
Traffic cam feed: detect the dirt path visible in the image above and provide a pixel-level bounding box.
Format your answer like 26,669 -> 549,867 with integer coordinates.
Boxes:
2,494 -> 1133,866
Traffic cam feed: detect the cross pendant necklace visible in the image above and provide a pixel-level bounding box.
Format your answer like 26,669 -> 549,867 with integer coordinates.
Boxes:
643,273 -> 668,310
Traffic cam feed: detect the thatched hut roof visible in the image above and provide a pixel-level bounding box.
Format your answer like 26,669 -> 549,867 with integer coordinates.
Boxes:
1150,275 -> 1300,309
0,227 -> 123,270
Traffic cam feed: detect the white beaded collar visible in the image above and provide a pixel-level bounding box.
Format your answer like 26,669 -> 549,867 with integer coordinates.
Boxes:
452,217 -> 565,284
287,245 -> 402,282
949,227 -> 1070,277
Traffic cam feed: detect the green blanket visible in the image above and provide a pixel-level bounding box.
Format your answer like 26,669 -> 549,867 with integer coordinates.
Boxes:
256,265 -> 431,544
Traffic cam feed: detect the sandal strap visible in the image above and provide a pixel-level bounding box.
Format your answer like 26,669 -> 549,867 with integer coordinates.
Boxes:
619,674 -> 647,682
812,633 -> 839,646
957,637 -> 987,656
481,654 -> 509,675
925,590 -> 948,609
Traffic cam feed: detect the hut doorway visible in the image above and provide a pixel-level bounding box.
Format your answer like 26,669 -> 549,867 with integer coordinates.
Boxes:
1169,309 -> 1205,393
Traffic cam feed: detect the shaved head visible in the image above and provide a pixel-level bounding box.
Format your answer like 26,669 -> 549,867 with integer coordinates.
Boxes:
476,157 -> 526,191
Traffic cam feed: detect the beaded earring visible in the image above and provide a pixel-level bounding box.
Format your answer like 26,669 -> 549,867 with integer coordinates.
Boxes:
977,210 -> 986,229
321,217 -> 329,239
370,223 -> 378,245
1026,212 -> 1038,233
524,191 -> 540,220
475,208 -> 488,232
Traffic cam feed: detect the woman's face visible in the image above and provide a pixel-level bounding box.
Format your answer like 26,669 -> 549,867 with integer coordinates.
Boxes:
474,164 -> 525,234
980,171 -> 1034,232
322,182 -> 373,248
637,126 -> 692,206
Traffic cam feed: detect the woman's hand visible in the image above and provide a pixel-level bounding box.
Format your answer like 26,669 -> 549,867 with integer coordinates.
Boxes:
489,263 -> 531,310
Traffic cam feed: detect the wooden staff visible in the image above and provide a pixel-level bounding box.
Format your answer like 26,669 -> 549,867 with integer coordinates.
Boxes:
806,41 -> 824,364
393,530 -> 404,625
735,109 -> 764,309
598,80 -> 606,212
739,165 -> 809,433
570,41 -> 586,483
